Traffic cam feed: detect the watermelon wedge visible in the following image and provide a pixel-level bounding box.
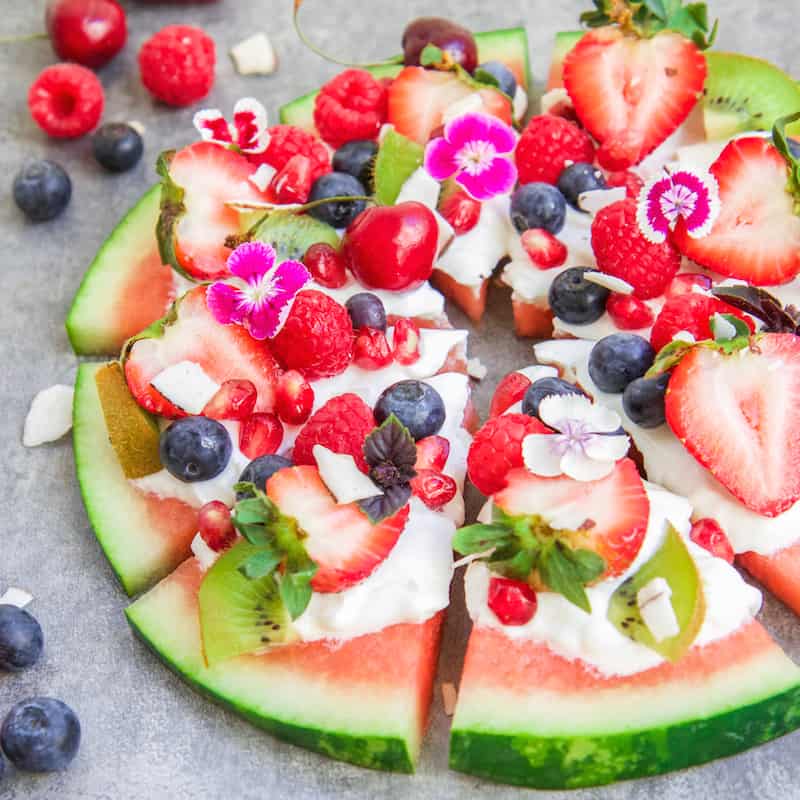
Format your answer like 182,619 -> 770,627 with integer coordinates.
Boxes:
450,620 -> 800,789
545,30 -> 583,90
66,186 -> 181,356
126,557 -> 443,772
279,27 -> 531,132
73,362 -> 198,596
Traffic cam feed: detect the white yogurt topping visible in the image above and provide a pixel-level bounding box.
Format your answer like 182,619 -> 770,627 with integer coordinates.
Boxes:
316,277 -> 446,321
534,338 -> 800,556
466,482 -> 762,677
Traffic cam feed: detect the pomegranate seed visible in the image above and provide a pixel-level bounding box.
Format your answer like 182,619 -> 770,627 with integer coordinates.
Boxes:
239,413 -> 283,459
303,242 -> 347,289
411,468 -> 457,510
690,518 -> 735,564
415,435 -> 450,471
392,318 -> 421,365
606,293 -> 655,330
489,372 -> 532,417
353,327 -> 393,370
487,576 -> 538,626
276,370 -> 314,425
666,273 -> 713,298
520,228 -> 567,269
439,189 -> 481,234
198,500 -> 236,552
268,154 -> 313,204
203,379 -> 258,421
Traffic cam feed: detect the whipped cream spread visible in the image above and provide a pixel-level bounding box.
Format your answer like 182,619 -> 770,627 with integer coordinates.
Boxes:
534,338 -> 800,556
466,482 -> 762,677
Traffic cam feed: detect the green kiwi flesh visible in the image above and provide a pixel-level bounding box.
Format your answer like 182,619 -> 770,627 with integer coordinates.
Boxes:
253,211 -> 340,262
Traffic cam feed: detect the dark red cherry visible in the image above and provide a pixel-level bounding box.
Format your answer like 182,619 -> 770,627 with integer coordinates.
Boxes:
401,17 -> 478,73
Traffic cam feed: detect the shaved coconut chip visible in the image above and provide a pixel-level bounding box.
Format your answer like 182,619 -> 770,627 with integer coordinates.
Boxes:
637,577 -> 679,642
441,682 -> 458,716
453,548 -> 495,569
585,272 -> 634,295
710,313 -> 738,341
467,358 -> 487,381
23,384 -> 74,447
0,587 -> 33,609
442,93 -> 484,126
578,186 -> 626,216
434,210 -> 455,256
128,120 -> 145,136
512,85 -> 528,121
477,500 -> 493,524
230,32 -> 278,76
226,199 -> 302,213
313,446 -> 380,504
540,87 -> 571,115
248,163 -> 277,193
672,330 -> 696,344
516,364 -> 558,382
191,533 -> 220,572
378,123 -> 395,144
151,361 -> 220,415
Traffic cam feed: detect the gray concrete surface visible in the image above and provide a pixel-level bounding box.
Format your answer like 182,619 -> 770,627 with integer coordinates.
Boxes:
2,1 -> 800,798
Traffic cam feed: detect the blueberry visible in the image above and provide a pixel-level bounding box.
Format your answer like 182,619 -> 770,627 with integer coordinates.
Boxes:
92,123 -> 144,173
0,605 -> 43,672
160,417 -> 232,483
1,698 -> 80,772
332,140 -> 378,189
375,380 -> 445,441
549,267 -> 610,324
475,60 -> 517,97
307,172 -> 367,229
237,455 -> 293,498
623,373 -> 670,428
557,162 -> 608,209
589,334 -> 655,394
13,160 -> 71,222
510,182 -> 566,235
522,377 -> 587,419
345,292 -> 387,332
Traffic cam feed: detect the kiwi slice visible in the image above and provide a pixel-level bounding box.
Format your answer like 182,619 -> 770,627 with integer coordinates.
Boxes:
373,129 -> 424,206
608,524 -> 705,663
95,362 -> 162,480
198,540 -> 296,666
253,211 -> 340,262
703,52 -> 800,140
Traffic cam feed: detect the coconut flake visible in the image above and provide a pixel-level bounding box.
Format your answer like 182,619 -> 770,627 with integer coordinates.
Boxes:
516,365 -> 559,383
128,120 -> 145,136
441,682 -> 458,716
637,577 -> 679,642
578,186 -> 626,216
512,85 -> 528,121
0,587 -> 33,609
248,163 -> 277,193
585,272 -> 634,295
313,446 -> 381,504
150,361 -> 220,415
23,385 -> 74,447
230,32 -> 278,76
540,87 -> 571,115
191,533 -> 220,572
710,313 -> 738,341
466,358 -> 487,381
672,330 -> 696,344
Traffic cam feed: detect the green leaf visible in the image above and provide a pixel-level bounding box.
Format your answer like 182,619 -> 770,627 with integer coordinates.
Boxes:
645,339 -> 695,378
233,499 -> 272,525
711,313 -> 751,342
773,112 -> 800,207
235,523 -> 272,546
564,547 -> 606,583
489,549 -> 537,582
239,547 -> 282,579
643,0 -> 668,20
420,44 -> 444,67
539,546 -> 592,613
472,68 -> 500,89
453,524 -> 512,555
279,573 -> 313,620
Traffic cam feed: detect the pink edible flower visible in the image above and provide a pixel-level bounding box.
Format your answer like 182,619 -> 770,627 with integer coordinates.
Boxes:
423,112 -> 517,201
193,97 -> 270,155
207,242 -> 310,340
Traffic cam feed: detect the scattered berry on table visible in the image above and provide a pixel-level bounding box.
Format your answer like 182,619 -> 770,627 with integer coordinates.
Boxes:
520,228 -> 567,269
374,380 -> 445,441
138,25 -> 216,107
548,267 -> 610,325
202,380 -> 257,422
0,605 -> 44,672
488,576 -> 537,625
332,139 -> 378,189
588,333 -> 655,394
237,454 -> 293,496
606,293 -> 655,331
92,122 -> 143,172
475,60 -> 517,97
557,162 -> 607,209
690,518 -> 735,564
46,0 -> 127,68
522,376 -> 586,419
239,413 -> 283,460
392,318 -> 421,366
304,242 -> 347,289
307,172 -> 367,229
402,17 -> 478,72
439,189 -> 481,234
251,125 -> 330,182
515,114 -> 595,185
13,160 -> 71,222
411,469 -> 457,510
345,292 -> 387,332
160,416 -> 232,482
28,63 -> 104,139
622,373 -> 670,428
489,372 -> 531,417
353,328 -> 393,370
276,370 -> 314,425
197,501 -> 236,552
415,435 -> 450,471
510,183 -> 566,235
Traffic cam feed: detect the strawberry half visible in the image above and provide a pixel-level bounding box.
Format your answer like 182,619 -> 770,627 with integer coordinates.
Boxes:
665,333 -> 800,517
673,137 -> 800,285
267,465 -> 409,593
494,459 -> 650,578
159,142 -> 266,280
387,66 -> 511,145
125,286 -> 281,418
563,28 -> 706,170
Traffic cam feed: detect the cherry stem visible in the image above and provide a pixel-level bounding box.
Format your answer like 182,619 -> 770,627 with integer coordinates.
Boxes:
0,32 -> 48,45
293,0 -> 403,68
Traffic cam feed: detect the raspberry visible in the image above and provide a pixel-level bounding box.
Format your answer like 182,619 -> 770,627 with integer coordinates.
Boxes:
649,294 -> 755,353
489,372 -> 532,418
467,414 -> 550,496
138,25 -> 215,107
690,518 -> 735,564
28,63 -> 104,139
606,170 -> 644,199
591,199 -> 682,300
293,394 -> 375,473
353,327 -> 393,370
313,69 -> 388,149
271,290 -> 354,379
515,115 -> 595,185
606,293 -> 655,331
411,469 -> 457,510
251,124 -> 331,182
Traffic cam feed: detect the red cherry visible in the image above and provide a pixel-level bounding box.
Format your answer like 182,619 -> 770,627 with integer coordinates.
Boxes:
606,293 -> 655,330
198,501 -> 236,552
353,327 -> 393,370
690,518 -> 735,564
303,242 -> 347,289
415,435 -> 450,471
46,0 -> 127,69
439,189 -> 481,234
276,370 -> 314,425
487,576 -> 538,626
203,380 -> 257,421
239,413 -> 283,459
342,202 -> 438,291
392,318 -> 421,365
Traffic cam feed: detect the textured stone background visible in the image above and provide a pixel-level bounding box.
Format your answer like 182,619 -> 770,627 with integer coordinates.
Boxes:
2,1 -> 800,798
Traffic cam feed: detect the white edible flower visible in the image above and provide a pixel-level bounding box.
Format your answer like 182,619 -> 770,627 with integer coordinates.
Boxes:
522,394 -> 629,482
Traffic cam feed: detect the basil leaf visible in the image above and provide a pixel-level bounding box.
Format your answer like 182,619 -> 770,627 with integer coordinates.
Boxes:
358,483 -> 412,523
279,573 -> 313,620
490,549 -> 536,582
564,547 -> 605,584
539,546 -> 591,613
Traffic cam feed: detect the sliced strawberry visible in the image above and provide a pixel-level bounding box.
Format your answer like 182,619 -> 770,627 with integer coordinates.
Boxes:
415,435 -> 450,471
563,28 -> 706,170
489,372 -> 532,417
665,333 -> 800,517
673,137 -> 800,285
125,286 -> 281,418
387,66 -> 511,145
267,465 -> 409,593
162,142 -> 265,280
495,459 -> 649,578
